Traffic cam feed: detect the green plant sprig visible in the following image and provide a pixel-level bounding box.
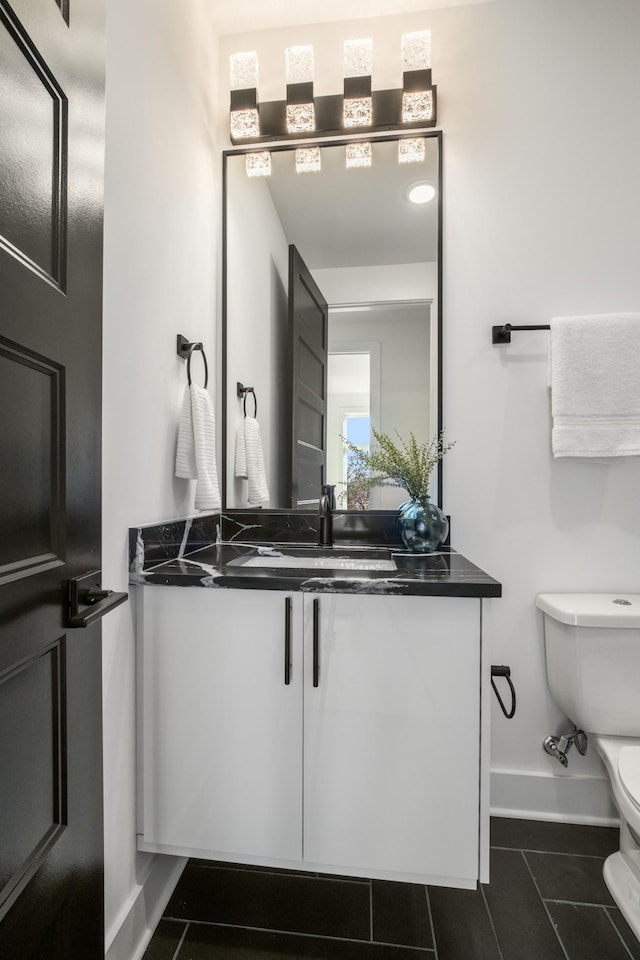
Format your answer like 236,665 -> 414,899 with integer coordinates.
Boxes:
343,429 -> 455,501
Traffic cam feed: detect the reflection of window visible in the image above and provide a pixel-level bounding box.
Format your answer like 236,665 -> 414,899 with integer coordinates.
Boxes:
343,415 -> 370,510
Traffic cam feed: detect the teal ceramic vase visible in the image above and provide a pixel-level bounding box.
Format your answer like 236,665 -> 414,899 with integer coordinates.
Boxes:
397,497 -> 449,553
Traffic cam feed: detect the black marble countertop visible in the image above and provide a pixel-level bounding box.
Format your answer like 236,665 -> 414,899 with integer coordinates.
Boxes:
130,538 -> 502,599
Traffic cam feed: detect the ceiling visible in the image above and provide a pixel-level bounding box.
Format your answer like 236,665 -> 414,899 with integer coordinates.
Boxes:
232,137 -> 440,270
211,0 -> 492,36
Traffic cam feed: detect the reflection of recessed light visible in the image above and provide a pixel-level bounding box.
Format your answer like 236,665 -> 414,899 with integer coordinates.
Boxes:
406,181 -> 436,204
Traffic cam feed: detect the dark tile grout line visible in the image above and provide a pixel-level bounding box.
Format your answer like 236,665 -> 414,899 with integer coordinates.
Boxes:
166,916 -> 434,952
479,881 -> 505,960
491,844 -> 613,860
369,879 -> 374,943
604,907 -> 639,960
423,884 -> 438,960
171,921 -> 189,960
543,896 -> 614,908
520,850 -> 571,960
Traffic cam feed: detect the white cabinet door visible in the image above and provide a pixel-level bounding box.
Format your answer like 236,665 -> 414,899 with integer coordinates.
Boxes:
303,593 -> 481,883
138,586 -> 303,862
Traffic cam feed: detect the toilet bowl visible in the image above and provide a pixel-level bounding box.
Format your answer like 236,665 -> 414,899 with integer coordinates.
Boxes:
537,594 -> 640,940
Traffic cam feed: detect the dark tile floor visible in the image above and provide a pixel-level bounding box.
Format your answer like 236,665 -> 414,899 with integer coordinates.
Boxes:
143,818 -> 640,960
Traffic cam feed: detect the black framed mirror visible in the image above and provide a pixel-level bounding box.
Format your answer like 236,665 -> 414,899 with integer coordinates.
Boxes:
222,130 -> 442,511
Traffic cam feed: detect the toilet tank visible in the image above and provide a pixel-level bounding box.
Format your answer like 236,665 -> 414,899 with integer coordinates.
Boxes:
537,594 -> 640,737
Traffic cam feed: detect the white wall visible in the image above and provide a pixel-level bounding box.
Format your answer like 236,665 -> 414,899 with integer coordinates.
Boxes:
221,0 -> 640,823
226,160 -> 289,506
102,1 -> 220,956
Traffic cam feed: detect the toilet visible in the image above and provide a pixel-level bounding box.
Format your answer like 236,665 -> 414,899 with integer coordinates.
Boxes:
537,593 -> 640,940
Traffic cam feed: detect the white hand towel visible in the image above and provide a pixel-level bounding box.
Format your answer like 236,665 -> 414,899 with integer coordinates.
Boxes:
235,419 -> 248,479
550,313 -> 640,458
244,417 -> 269,505
175,385 -> 221,510
234,416 -> 269,505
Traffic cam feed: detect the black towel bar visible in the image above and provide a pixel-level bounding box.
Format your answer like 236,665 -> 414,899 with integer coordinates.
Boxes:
492,323 -> 550,345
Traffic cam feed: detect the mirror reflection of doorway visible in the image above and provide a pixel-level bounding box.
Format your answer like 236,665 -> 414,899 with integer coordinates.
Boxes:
327,300 -> 432,509
326,352 -> 373,508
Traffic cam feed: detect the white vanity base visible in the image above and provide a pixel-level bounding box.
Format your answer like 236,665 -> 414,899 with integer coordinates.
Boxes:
136,585 -> 491,890
136,839 -> 478,890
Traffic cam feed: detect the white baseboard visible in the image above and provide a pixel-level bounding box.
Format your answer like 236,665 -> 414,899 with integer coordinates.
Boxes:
105,854 -> 187,960
491,769 -> 619,826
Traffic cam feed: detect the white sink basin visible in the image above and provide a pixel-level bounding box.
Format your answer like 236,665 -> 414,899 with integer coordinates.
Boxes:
236,555 -> 397,572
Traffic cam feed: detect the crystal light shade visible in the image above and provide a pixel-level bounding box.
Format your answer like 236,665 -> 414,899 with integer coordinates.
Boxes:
286,103 -> 316,134
286,45 -> 314,84
229,51 -> 260,140
401,90 -> 434,124
230,51 -> 259,90
343,38 -> 372,129
344,38 -> 372,78
344,97 -> 372,127
401,31 -> 431,71
230,108 -> 260,139
398,137 -> 426,164
246,151 -> 271,177
346,142 -> 372,169
295,146 -> 321,173
285,45 -> 315,134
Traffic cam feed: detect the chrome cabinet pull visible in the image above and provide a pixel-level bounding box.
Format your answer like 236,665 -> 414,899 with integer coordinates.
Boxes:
67,570 -> 128,628
284,596 -> 292,685
313,598 -> 320,687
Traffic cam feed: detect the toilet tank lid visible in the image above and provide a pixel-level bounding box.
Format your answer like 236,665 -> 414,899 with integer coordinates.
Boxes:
536,594 -> 640,627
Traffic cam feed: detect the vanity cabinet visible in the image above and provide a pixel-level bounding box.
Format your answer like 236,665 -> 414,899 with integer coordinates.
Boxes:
137,585 -> 487,887
137,587 -> 303,862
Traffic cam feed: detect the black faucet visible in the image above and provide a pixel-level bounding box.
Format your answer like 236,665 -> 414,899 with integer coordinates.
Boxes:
318,484 -> 335,547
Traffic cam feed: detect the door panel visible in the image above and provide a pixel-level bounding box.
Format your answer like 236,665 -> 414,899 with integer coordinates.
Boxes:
289,244 -> 328,507
139,587 -> 304,863
304,594 -> 481,883
0,338 -> 65,581
0,640 -> 66,913
0,0 -> 105,955
0,1 -> 67,288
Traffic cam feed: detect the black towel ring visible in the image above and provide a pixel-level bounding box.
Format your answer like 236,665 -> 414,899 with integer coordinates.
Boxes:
187,344 -> 208,389
237,381 -> 257,417
243,388 -> 257,418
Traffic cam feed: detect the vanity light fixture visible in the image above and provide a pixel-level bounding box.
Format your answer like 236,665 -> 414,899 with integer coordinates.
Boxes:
343,39 -> 373,128
286,45 -> 315,134
346,141 -> 372,169
406,180 -> 436,204
229,51 -> 260,140
228,32 -> 436,145
295,145 -> 321,173
401,31 -> 435,124
398,137 -> 426,164
245,151 -> 271,177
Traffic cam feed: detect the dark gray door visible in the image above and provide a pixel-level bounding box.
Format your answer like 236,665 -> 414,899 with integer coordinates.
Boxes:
289,244 -> 328,508
0,0 -> 107,955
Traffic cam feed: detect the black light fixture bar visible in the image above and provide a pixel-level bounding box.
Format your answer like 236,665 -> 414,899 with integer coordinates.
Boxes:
286,81 -> 314,105
229,86 -> 437,144
230,87 -> 258,112
403,68 -> 433,92
344,75 -> 372,99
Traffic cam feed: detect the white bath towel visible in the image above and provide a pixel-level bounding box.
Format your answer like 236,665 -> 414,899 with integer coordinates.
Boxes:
175,385 -> 221,510
550,313 -> 640,458
235,417 -> 269,505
